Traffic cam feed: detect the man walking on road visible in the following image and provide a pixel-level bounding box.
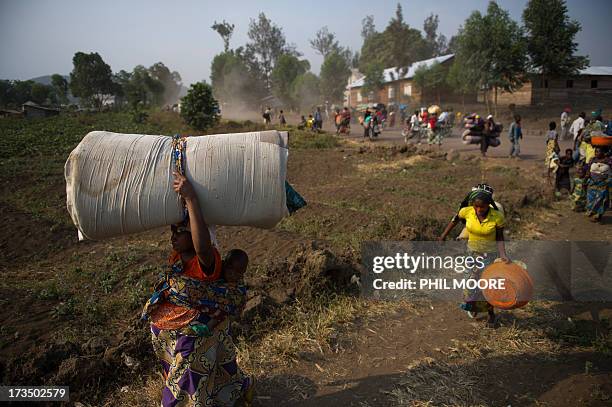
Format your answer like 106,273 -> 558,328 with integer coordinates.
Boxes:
569,111 -> 586,149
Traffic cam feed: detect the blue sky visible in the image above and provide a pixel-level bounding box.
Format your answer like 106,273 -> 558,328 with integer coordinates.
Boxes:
1,0 -> 610,85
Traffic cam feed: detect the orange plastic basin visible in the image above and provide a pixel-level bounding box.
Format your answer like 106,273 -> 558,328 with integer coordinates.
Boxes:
591,136 -> 612,147
481,262 -> 533,310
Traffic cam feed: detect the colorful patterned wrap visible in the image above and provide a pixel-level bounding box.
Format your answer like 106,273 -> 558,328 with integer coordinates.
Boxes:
585,158 -> 611,216
462,250 -> 497,313
151,319 -> 252,407
571,177 -> 587,211
142,256 -> 250,406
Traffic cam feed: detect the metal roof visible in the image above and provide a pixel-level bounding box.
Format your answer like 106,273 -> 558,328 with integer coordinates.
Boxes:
348,54 -> 454,89
579,66 -> 612,76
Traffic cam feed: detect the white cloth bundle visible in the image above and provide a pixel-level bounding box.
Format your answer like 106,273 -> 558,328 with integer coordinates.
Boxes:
462,135 -> 482,145
65,130 -> 289,240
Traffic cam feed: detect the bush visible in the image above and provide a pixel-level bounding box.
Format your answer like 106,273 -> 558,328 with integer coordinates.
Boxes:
180,82 -> 219,131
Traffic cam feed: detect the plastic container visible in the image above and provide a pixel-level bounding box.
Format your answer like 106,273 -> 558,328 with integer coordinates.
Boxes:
481,261 -> 533,310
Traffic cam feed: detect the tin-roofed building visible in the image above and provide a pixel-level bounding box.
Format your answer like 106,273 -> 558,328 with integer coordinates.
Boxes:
480,66 -> 612,106
22,101 -> 60,118
346,54 -> 456,108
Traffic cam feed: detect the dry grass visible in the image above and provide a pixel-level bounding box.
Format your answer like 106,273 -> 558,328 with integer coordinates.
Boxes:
100,374 -> 162,407
237,295 -> 405,376
387,301 -> 610,406
96,295 -> 409,406
356,155 -> 434,174
386,357 -> 487,407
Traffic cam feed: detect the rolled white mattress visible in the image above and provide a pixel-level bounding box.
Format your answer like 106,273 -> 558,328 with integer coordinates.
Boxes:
65,130 -> 289,240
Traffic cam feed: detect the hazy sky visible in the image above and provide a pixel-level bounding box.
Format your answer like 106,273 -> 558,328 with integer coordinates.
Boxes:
1,0 -> 611,85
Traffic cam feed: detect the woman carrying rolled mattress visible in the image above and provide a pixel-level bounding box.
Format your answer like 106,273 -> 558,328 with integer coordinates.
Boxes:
141,172 -> 253,407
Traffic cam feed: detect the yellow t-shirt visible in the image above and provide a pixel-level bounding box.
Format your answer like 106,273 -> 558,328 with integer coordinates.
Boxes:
584,142 -> 595,164
458,206 -> 505,253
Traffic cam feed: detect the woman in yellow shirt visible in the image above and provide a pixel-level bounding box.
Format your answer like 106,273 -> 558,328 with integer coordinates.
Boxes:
440,184 -> 510,327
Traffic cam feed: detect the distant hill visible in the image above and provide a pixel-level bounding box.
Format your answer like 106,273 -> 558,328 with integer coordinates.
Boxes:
29,74 -> 69,86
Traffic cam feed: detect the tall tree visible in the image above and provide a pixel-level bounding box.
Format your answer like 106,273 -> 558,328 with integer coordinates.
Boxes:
360,63 -> 385,99
211,48 -> 267,108
271,54 -> 310,108
246,13 -> 298,90
359,5 -> 427,73
51,74 -> 69,105
12,81 -> 35,106
423,14 -> 448,57
291,72 -> 320,111
69,52 -> 114,109
148,62 -> 182,104
116,65 -> 165,108
522,0 -> 588,92
30,82 -> 53,105
413,61 -> 447,104
454,2 -> 527,114
310,26 -> 340,57
361,15 -> 376,40
446,35 -> 460,54
211,20 -> 235,52
319,51 -> 351,104
0,80 -> 13,107
446,53 -> 479,112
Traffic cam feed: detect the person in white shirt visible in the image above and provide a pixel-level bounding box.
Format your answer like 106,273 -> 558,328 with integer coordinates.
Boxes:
410,110 -> 419,130
569,111 -> 586,147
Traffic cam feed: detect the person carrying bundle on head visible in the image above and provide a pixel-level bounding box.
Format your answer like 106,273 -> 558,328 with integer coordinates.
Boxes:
142,172 -> 253,407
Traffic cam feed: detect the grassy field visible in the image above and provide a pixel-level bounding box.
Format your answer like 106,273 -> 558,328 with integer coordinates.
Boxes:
0,110 -> 609,406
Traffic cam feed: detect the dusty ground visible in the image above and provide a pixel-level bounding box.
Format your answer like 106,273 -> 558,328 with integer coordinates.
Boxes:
0,111 -> 610,406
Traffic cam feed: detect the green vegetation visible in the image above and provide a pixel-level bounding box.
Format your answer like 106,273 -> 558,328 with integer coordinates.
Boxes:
180,82 -> 220,131
287,128 -> 339,149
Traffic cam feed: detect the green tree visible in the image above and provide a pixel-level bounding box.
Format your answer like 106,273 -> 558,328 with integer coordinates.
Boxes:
453,2 -> 527,114
447,35 -> 460,53
291,72 -> 320,111
211,20 -> 235,52
358,4 -> 428,74
0,80 -> 13,107
69,51 -> 114,109
271,54 -> 310,108
522,0 -> 589,94
51,74 -> 69,105
12,81 -> 34,106
211,49 -> 267,109
135,66 -> 162,107
423,14 -> 448,57
246,13 -> 298,90
310,26 -> 340,57
446,56 -> 479,112
360,63 -> 385,100
148,62 -> 182,105
211,51 -> 243,100
112,70 -> 131,106
319,51 -> 351,104
413,61 -> 447,104
361,15 -> 376,40
31,82 -> 53,105
180,82 -> 219,131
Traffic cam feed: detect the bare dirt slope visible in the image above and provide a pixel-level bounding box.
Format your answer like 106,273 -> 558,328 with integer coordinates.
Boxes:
1,115 -> 609,406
